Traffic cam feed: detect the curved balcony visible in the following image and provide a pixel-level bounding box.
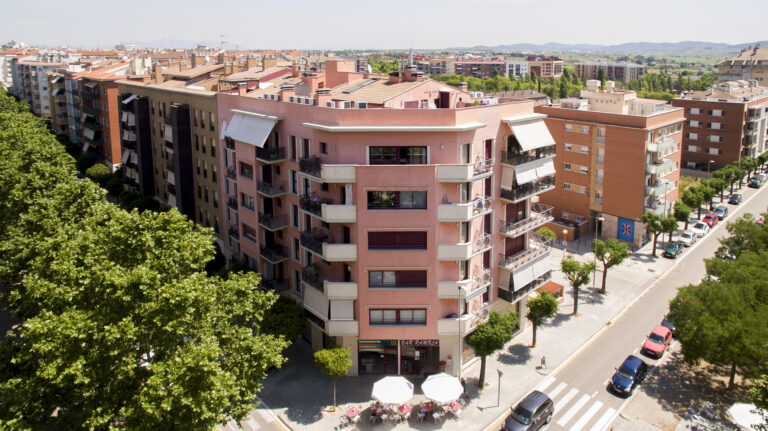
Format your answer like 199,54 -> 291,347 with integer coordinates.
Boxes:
437,196 -> 492,222
436,158 -> 493,182
437,268 -> 492,299
499,203 -> 554,238
500,177 -> 556,203
438,233 -> 492,261
300,228 -> 357,262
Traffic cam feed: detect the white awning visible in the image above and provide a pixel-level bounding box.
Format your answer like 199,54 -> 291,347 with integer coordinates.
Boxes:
515,163 -> 538,185
512,261 -> 535,291
51,88 -> 63,96
130,151 -> 138,164
535,160 -> 556,178
501,166 -> 515,190
84,81 -> 98,89
121,94 -> 137,105
303,284 -> 329,320
330,300 -> 354,320
220,120 -> 227,140
82,142 -> 90,152
121,151 -> 130,164
465,285 -> 488,300
509,120 -> 556,151
84,128 -> 95,140
224,112 -> 277,148
121,112 -> 128,122
50,76 -> 61,84
530,252 -> 551,280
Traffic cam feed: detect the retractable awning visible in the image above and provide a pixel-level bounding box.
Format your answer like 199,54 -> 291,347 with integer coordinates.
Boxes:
52,88 -> 63,96
121,151 -> 130,164
507,120 -> 556,151
121,112 -> 128,122
515,163 -> 538,185
121,94 -> 137,105
223,110 -> 278,148
84,128 -> 95,140
535,160 -> 556,177
82,142 -> 90,152
50,76 -> 61,84
512,263 -> 535,291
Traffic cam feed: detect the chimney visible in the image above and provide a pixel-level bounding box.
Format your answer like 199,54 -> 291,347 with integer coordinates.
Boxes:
389,71 -> 401,84
458,82 -> 468,91
263,57 -> 278,69
191,53 -> 201,67
280,84 -> 295,100
316,88 -> 332,107
292,65 -> 300,77
605,81 -> 615,92
238,83 -> 247,96
154,66 -> 163,83
246,56 -> 259,70
225,62 -> 234,75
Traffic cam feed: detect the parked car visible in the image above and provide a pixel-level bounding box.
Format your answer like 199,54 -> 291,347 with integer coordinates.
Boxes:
728,194 -> 742,205
702,213 -> 718,227
691,222 -> 710,237
663,241 -> 684,259
611,355 -> 648,397
642,325 -> 673,358
503,390 -> 554,431
661,315 -> 676,337
749,176 -> 762,188
714,205 -> 728,220
758,218 -> 765,226
678,231 -> 697,247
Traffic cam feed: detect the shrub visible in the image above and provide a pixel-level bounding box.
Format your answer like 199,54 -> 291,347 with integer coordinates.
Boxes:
118,190 -> 140,207
85,164 -> 111,185
105,177 -> 125,197
129,196 -> 160,212
76,153 -> 96,173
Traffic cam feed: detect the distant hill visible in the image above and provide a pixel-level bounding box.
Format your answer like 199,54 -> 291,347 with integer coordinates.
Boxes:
454,41 -> 768,56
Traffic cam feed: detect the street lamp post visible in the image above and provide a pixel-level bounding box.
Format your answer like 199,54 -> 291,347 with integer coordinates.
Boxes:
457,286 -> 463,381
562,229 -> 568,259
591,216 -> 605,291
707,159 -> 715,176
496,369 -> 504,407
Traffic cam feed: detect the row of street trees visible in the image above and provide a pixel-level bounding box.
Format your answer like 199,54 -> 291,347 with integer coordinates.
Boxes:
0,89 -> 298,430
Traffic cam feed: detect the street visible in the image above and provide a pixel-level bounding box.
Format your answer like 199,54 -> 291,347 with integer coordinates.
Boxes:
518,182 -> 768,431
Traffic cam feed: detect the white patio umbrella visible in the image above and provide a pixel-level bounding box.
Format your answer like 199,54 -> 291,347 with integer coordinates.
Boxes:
421,373 -> 463,404
727,403 -> 766,430
371,376 -> 414,405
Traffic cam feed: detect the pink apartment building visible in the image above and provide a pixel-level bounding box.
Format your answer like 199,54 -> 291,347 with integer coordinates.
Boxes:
217,60 -> 558,376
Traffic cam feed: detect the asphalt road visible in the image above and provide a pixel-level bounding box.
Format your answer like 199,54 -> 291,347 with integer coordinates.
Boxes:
508,183 -> 768,431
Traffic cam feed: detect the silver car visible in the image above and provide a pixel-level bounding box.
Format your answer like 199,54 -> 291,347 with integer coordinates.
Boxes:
691,222 -> 709,238
678,231 -> 697,247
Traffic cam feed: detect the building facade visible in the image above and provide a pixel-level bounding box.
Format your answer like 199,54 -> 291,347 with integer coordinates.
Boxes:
47,71 -> 68,134
536,80 -> 685,247
526,56 -> 563,79
717,44 -> 768,83
671,81 -> 768,171
505,61 -> 529,79
574,61 -> 645,83
217,60 -> 558,377
13,60 -> 63,115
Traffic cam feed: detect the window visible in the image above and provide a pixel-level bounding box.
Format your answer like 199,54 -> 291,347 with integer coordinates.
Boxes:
239,162 -> 253,179
290,136 -> 297,160
203,162 -> 208,178
293,237 -> 300,261
579,145 -> 589,154
687,145 -> 699,153
687,133 -> 698,140
707,122 -> 722,130
708,135 -> 722,143
579,166 -> 589,174
563,162 -> 571,171
369,146 -> 427,165
242,224 -> 257,242
563,183 -> 571,191
292,204 -> 299,228
367,191 -> 427,209
369,270 -> 427,289
290,170 -> 298,194
212,167 -> 217,183
368,231 -> 427,250
580,126 -> 590,134
688,120 -> 700,128
213,192 -> 219,208
369,309 -> 427,326
194,110 -> 198,127
321,142 -> 328,154
194,134 -> 199,151
564,143 -> 573,152
564,124 -> 574,132
209,112 -> 215,131
708,109 -> 723,117
688,108 -> 701,115
240,193 -> 255,211
707,147 -> 722,155
294,270 -> 301,294
200,111 -> 206,129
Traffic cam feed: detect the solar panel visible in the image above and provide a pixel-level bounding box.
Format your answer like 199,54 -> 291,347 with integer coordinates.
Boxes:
342,78 -> 380,94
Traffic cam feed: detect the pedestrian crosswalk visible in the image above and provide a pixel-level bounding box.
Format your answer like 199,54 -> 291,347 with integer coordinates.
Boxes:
534,376 -> 617,431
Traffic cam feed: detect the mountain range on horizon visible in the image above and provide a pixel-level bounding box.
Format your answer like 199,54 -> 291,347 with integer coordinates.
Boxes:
453,40 -> 768,56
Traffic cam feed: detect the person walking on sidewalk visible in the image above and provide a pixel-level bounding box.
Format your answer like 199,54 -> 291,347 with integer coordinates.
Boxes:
540,356 -> 547,370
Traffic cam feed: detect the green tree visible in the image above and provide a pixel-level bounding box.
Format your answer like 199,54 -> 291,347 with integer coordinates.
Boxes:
261,295 -> 307,343
597,68 -> 606,89
713,166 -> 735,195
560,256 -> 596,315
526,292 -> 559,348
742,156 -> 758,179
758,153 -> 768,173
662,215 -> 679,243
670,278 -> 768,389
537,226 -> 557,242
467,311 -> 519,387
751,375 -> 768,429
681,187 -> 704,219
85,163 -> 112,185
715,214 -> 768,259
674,201 -> 692,230
708,177 -> 726,202
698,181 -> 717,211
591,238 -> 630,294
105,176 -> 125,197
641,212 -> 664,256
313,347 -> 352,410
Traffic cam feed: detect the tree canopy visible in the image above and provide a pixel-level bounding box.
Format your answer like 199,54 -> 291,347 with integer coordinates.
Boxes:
314,347 -> 352,409
591,238 -> 630,294
560,256 -> 596,315
467,311 -> 519,387
526,292 -> 559,347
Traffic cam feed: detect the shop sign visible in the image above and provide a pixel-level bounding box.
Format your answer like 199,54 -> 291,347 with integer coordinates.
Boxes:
400,339 -> 439,347
358,340 -> 398,347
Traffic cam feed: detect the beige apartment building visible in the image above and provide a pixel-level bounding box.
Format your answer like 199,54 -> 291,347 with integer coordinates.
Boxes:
717,44 -> 768,83
47,71 -> 68,134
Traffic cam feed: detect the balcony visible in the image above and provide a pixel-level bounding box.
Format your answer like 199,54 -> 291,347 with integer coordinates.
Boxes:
301,267 -> 358,299
644,199 -> 672,216
299,194 -> 322,216
167,170 -> 175,186
498,236 -> 553,272
438,233 -> 493,261
228,227 -> 240,240
258,213 -> 288,231
645,180 -> 672,197
646,137 -> 675,153
646,158 -> 674,175
300,228 -> 357,262
255,146 -> 286,163
326,320 -> 359,337
437,196 -> 492,222
437,268 -> 492,299
227,196 -> 238,210
299,156 -> 356,183
322,204 -> 356,223
437,307 -> 490,335
436,158 -> 493,182
262,278 -> 288,293
500,203 -> 554,238
257,180 -> 286,197
501,147 -> 556,166
260,245 -> 289,264
225,166 -> 237,180
498,271 -> 552,303
500,177 -> 556,203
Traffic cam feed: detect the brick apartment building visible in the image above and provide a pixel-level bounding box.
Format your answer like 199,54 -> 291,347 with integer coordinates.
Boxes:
574,61 -> 645,83
671,81 -> 768,172
217,60 -> 558,377
526,56 -> 563,79
536,80 -> 685,247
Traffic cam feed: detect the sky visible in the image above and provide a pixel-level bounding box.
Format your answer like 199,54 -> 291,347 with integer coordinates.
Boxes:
2,0 -> 767,50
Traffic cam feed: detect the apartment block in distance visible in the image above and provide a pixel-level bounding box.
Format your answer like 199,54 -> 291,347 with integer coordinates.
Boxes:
671,80 -> 768,171
536,80 -> 685,247
47,70 -> 68,134
217,60 -> 559,377
574,61 -> 645,83
117,63 -> 227,243
526,56 -> 563,79
716,43 -> 768,83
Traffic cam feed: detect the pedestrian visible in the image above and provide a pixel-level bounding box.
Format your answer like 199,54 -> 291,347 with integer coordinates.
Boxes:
540,356 -> 547,370
460,378 -> 468,399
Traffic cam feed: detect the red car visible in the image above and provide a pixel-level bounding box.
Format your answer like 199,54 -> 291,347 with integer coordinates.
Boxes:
642,325 -> 672,358
702,213 -> 718,227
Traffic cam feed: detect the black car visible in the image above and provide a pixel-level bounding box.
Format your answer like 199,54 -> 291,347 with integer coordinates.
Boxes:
661,315 -> 676,337
749,177 -> 762,188
503,390 -> 554,431
728,194 -> 742,205
611,355 -> 648,397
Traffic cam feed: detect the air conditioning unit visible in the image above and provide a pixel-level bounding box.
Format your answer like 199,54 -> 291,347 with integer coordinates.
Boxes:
304,98 -> 315,105
355,102 -> 368,109
326,101 -> 335,108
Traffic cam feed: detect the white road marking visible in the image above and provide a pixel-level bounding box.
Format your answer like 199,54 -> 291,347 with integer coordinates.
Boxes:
557,394 -> 590,426
549,382 -> 568,399
536,376 -> 556,392
590,407 -> 616,431
571,401 -> 604,431
632,347 -> 638,354
603,379 -> 610,386
590,391 -> 597,398
555,388 -> 577,410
